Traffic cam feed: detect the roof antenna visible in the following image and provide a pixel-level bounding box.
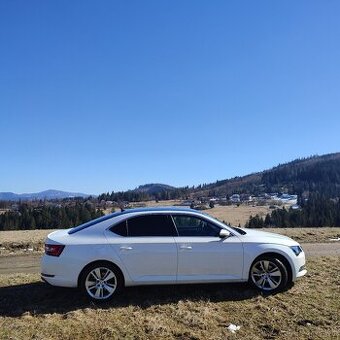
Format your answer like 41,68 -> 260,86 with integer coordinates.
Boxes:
118,201 -> 125,212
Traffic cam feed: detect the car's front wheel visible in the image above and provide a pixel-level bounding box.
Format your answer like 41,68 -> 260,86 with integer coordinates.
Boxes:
249,256 -> 288,293
80,262 -> 123,301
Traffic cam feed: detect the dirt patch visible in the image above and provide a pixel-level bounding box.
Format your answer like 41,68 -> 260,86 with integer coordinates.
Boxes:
0,254 -> 41,274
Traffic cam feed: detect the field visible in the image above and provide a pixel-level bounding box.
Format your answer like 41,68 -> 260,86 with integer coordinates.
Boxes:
0,256 -> 339,339
205,204 -> 272,225
1,205 -> 339,339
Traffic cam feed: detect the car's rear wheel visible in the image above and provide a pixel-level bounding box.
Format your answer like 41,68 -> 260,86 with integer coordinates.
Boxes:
249,256 -> 288,293
80,262 -> 123,301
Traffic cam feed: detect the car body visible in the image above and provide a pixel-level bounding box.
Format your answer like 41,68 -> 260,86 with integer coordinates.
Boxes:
41,207 -> 307,301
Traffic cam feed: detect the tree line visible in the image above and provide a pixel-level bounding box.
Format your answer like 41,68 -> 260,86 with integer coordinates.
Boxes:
245,193 -> 340,228
0,203 -> 103,231
98,187 -> 189,202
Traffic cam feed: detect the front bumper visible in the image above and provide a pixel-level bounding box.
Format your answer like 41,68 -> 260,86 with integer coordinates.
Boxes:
292,251 -> 307,280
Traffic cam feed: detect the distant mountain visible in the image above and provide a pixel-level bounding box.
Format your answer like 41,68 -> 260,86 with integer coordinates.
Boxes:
98,183 -> 184,202
0,189 -> 92,201
134,183 -> 177,195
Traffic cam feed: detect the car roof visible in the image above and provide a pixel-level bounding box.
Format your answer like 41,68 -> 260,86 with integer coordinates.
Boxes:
68,207 -> 200,234
118,207 -> 196,214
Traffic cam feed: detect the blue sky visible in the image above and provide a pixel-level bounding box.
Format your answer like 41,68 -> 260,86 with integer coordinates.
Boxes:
1,1 -> 340,194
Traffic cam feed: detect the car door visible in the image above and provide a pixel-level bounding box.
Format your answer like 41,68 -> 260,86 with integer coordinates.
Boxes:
105,214 -> 178,284
172,214 -> 244,282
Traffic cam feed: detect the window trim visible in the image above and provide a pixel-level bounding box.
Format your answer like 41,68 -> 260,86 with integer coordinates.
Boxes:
109,213 -> 178,237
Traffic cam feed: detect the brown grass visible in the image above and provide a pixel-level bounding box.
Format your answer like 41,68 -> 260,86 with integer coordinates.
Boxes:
0,229 -> 51,255
208,205 -> 272,225
0,256 -> 339,339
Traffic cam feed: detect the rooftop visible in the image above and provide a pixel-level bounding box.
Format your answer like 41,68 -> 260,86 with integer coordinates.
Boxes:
68,206 -> 198,234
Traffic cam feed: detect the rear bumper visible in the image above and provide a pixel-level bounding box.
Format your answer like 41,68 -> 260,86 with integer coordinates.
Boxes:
41,272 -> 77,287
41,255 -> 78,288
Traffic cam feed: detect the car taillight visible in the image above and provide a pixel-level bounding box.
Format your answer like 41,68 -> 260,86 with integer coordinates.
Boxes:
45,244 -> 65,257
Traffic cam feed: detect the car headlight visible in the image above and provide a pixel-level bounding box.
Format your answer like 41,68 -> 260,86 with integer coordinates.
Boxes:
290,245 -> 303,256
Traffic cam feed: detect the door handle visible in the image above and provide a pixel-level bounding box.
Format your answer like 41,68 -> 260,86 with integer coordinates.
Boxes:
180,245 -> 192,250
120,246 -> 133,250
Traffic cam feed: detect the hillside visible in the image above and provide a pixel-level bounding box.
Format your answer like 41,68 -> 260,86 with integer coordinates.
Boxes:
192,153 -> 340,198
97,153 -> 340,201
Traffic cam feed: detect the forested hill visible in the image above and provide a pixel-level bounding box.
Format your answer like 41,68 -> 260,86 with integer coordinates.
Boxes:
98,153 -> 340,201
192,153 -> 340,198
261,153 -> 340,197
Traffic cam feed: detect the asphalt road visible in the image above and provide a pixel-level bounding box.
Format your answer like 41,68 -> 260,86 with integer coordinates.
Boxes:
0,243 -> 339,275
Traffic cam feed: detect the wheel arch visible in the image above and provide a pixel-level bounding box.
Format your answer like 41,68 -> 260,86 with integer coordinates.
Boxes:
249,252 -> 293,283
77,260 -> 125,288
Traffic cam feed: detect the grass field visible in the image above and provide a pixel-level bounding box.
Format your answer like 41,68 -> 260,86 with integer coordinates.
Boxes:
206,204 -> 272,226
0,256 -> 339,339
1,207 -> 339,338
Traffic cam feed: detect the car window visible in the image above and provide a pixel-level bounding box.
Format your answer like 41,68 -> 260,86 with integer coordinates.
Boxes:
172,215 -> 221,237
110,220 -> 127,236
127,214 -> 177,237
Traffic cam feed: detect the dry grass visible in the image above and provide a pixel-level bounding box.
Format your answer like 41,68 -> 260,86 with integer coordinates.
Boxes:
264,227 -> 340,244
0,229 -> 52,255
208,205 -> 272,225
0,256 -> 339,339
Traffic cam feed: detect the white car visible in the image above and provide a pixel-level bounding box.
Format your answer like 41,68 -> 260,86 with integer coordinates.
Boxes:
41,207 -> 307,301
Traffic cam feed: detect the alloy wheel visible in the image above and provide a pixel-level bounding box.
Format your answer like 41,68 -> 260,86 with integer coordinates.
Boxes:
251,259 -> 282,291
85,267 -> 117,300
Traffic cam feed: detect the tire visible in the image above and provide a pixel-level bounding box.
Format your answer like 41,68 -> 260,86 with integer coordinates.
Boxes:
80,262 -> 123,302
249,256 -> 288,294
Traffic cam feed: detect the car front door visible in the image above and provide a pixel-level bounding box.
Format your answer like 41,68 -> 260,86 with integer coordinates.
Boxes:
172,214 -> 244,282
105,214 -> 177,284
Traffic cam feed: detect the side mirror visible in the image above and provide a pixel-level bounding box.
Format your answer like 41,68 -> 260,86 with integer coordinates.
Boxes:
219,229 -> 230,238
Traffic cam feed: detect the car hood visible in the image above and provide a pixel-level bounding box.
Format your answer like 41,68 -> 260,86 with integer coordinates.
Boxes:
239,228 -> 299,246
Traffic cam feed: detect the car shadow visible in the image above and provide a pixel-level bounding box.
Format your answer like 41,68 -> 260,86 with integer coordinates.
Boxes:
0,280 -> 261,317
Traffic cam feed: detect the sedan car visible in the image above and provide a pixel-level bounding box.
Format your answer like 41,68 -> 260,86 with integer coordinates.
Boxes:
41,207 -> 306,301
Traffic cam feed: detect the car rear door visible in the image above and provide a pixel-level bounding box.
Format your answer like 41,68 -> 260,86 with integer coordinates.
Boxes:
172,214 -> 244,282
105,214 -> 178,284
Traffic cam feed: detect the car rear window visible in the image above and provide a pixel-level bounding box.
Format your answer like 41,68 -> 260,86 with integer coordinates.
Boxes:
68,211 -> 124,234
110,221 -> 128,236
127,214 -> 177,237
